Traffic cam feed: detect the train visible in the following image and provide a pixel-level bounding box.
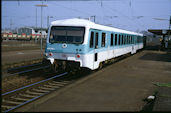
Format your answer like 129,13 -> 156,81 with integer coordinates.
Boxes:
43,18 -> 145,72
1,33 -> 46,41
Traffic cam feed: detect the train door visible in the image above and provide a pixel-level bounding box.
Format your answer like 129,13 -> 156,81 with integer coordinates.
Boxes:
93,31 -> 99,69
89,30 -> 99,69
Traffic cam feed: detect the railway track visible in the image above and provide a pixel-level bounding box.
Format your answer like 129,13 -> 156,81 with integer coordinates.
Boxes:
2,72 -> 71,112
7,62 -> 49,74
2,51 -> 135,112
2,62 -> 51,78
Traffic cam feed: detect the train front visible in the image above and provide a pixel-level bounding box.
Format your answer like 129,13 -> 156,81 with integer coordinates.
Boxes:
43,22 -> 87,72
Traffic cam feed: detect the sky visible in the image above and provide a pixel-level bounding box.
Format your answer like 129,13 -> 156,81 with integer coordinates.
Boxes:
2,0 -> 171,32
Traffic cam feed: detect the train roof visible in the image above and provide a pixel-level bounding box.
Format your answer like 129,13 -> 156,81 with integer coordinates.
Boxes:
51,18 -> 143,36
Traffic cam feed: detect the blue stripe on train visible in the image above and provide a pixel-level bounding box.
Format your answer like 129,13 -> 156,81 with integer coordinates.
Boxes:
46,43 -> 143,55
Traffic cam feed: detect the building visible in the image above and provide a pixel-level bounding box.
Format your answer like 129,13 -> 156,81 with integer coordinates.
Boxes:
17,27 -> 48,38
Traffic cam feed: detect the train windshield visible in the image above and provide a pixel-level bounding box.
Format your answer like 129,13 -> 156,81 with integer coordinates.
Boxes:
49,26 -> 85,44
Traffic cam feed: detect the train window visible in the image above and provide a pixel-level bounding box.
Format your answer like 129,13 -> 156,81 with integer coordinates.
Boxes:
111,33 -> 114,46
139,36 -> 140,43
118,34 -> 121,45
124,35 -> 126,45
101,32 -> 106,47
90,32 -> 94,48
121,35 -> 124,45
95,32 -> 98,48
132,36 -> 134,44
125,35 -> 127,44
129,36 -> 131,44
123,35 -> 124,45
140,36 -> 141,43
127,35 -> 129,44
115,34 -> 117,45
123,35 -> 125,45
120,35 -> 122,45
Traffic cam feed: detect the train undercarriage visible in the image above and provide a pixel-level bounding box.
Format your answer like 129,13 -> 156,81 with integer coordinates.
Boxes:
42,58 -> 81,73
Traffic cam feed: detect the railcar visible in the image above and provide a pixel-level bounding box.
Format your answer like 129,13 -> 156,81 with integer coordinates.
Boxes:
43,18 -> 144,72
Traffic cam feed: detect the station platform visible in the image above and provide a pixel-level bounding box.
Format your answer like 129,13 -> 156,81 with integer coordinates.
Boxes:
16,50 -> 171,112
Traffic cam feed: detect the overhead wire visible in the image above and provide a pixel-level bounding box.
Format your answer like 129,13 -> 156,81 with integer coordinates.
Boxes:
103,2 -> 146,31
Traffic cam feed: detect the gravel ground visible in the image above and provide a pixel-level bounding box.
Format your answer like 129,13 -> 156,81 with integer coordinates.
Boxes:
2,41 -> 44,70
2,49 -> 44,65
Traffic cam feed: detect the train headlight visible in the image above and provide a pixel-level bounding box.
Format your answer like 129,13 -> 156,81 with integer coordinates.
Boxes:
49,52 -> 53,56
76,54 -> 80,58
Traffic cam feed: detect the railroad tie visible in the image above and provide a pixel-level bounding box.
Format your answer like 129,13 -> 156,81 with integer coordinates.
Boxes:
2,105 -> 15,109
51,82 -> 67,86
19,94 -> 37,98
2,100 -> 23,105
48,82 -> 64,87
32,88 -> 50,93
26,90 -> 44,95
10,97 -> 29,101
52,81 -> 69,84
38,87 -> 55,91
43,84 -> 60,88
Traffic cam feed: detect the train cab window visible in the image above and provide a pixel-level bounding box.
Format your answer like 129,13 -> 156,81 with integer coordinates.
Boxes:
111,33 -> 114,46
90,32 -> 94,48
101,32 -> 106,47
118,34 -> 121,45
95,32 -> 98,48
115,34 -> 117,45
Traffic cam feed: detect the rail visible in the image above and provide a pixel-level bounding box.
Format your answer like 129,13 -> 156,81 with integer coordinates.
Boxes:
2,72 -> 68,112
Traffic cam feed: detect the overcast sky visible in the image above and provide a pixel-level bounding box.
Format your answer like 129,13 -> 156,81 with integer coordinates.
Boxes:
2,0 -> 171,32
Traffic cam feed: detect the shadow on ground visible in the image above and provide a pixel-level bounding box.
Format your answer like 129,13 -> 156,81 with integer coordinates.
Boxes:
139,52 -> 171,62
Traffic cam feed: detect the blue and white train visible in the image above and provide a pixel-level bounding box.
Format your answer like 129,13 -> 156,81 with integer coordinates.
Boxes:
44,18 -> 144,71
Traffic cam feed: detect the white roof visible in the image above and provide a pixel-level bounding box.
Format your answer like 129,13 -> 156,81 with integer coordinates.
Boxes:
51,18 -> 143,36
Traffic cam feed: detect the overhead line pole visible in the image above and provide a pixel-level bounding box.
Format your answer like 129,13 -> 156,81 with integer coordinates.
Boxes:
36,7 -> 37,28
35,2 -> 48,51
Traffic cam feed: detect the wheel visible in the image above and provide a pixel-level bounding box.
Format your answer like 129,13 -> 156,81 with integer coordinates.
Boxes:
99,62 -> 103,69
52,63 -> 59,73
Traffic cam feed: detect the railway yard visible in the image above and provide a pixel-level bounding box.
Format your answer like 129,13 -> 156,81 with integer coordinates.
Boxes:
2,0 -> 171,112
1,40 -> 171,112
